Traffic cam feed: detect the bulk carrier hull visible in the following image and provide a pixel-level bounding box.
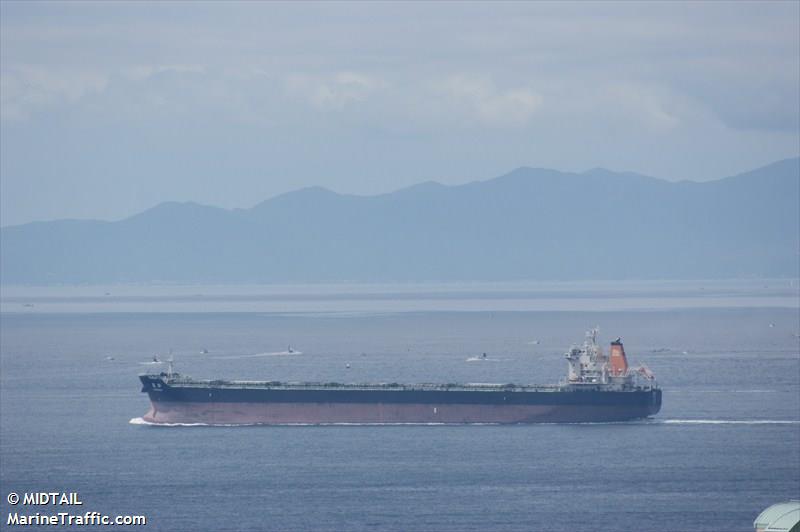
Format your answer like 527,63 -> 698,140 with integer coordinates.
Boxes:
139,376 -> 662,425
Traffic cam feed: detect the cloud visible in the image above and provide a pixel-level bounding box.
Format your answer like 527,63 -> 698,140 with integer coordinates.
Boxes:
432,76 -> 542,127
603,82 -> 682,130
285,71 -> 386,110
0,65 -> 107,121
121,64 -> 207,82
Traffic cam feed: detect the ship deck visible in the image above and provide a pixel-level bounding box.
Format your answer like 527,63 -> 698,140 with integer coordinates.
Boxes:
149,376 -> 654,393
160,377 -> 565,393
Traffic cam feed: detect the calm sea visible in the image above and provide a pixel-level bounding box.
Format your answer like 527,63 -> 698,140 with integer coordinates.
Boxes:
1,281 -> 798,531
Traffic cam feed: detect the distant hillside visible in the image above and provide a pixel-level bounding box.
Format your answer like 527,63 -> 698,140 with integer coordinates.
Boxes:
2,158 -> 798,284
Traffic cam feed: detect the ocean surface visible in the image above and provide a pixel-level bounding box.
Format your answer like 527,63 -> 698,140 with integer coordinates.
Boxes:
1,280 -> 798,531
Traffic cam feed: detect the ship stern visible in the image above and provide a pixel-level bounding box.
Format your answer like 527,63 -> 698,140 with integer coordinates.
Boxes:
649,387 -> 663,417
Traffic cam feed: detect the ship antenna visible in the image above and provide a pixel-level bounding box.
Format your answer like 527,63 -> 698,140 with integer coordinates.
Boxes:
167,349 -> 174,378
586,327 -> 599,346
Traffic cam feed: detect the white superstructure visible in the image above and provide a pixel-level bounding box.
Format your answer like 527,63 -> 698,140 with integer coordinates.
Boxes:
564,328 -> 656,389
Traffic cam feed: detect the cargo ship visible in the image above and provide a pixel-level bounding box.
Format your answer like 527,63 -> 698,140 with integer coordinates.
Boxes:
139,329 -> 661,425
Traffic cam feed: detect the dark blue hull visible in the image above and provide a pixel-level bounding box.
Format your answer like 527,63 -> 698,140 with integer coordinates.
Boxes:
139,374 -> 662,425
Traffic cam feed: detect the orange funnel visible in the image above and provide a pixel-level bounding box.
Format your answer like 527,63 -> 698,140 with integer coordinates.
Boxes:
609,338 -> 629,376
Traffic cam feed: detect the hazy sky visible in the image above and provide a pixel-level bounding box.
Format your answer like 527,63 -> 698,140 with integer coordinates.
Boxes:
1,1 -> 798,226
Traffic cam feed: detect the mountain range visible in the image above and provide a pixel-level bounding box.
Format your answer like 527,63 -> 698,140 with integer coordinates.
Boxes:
2,157 -> 798,284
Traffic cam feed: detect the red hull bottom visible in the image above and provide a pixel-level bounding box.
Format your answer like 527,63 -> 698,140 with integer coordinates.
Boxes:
143,401 -> 656,425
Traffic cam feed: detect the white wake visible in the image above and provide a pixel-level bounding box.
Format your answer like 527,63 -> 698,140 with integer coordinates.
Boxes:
657,419 -> 799,425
